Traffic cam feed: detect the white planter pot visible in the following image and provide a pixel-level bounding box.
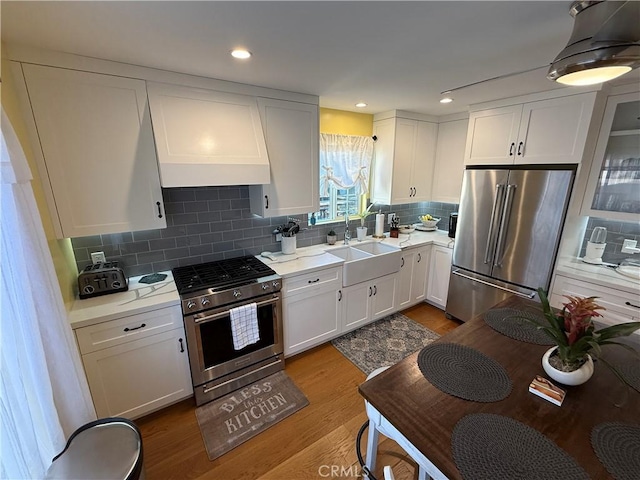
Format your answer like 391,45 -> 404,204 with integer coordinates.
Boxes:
327,235 -> 337,245
356,226 -> 367,241
542,347 -> 594,386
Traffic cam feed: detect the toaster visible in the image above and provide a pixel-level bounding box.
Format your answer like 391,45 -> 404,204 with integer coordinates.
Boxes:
78,262 -> 128,299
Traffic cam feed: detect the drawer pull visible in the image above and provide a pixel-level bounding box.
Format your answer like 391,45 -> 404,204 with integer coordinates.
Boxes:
308,278 -> 320,284
338,290 -> 342,301
124,323 -> 146,332
179,338 -> 185,353
625,301 -> 640,309
156,201 -> 163,218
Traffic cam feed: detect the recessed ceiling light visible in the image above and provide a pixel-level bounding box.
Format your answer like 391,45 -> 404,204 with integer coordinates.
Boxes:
440,97 -> 453,104
355,102 -> 367,108
231,49 -> 252,60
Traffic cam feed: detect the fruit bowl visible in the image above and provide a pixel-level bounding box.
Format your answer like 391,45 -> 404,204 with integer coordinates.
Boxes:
419,216 -> 440,228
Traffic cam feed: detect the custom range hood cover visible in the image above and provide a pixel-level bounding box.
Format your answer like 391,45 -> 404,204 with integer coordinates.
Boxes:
147,82 -> 271,187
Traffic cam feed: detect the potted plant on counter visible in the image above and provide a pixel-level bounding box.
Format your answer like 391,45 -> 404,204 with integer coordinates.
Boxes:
327,229 -> 337,245
530,289 -> 640,386
356,204 -> 375,241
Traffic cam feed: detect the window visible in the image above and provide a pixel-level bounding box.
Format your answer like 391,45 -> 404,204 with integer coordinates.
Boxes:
312,133 -> 374,224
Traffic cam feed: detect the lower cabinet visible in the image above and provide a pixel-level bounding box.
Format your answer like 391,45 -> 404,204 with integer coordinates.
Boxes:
341,274 -> 397,334
282,266 -> 342,357
75,305 -> 193,419
426,246 -> 453,309
396,245 -> 431,310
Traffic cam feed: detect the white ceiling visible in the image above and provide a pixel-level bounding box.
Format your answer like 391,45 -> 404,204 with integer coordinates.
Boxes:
2,1 -> 636,117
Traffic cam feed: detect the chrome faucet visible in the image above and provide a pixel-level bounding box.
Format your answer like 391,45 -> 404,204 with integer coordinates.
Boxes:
344,214 -> 351,245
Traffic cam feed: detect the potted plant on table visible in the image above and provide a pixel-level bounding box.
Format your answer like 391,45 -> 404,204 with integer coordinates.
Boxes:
530,289 -> 640,386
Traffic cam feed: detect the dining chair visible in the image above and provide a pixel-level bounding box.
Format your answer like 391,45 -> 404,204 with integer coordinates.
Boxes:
364,366 -> 429,480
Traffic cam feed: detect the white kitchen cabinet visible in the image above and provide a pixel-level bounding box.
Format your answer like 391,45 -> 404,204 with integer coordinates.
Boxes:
396,245 -> 431,310
249,99 -> 320,217
282,267 -> 341,356
75,305 -> 192,419
426,246 -> 453,309
341,273 -> 397,333
371,114 -> 438,205
464,92 -> 597,166
432,118 -> 469,204
581,90 -> 640,222
550,275 -> 640,329
147,82 -> 270,187
20,64 -> 166,238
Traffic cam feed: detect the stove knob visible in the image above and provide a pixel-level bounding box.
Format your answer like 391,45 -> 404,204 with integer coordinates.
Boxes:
187,301 -> 196,310
272,281 -> 280,289
262,283 -> 269,290
201,298 -> 211,307
233,290 -> 241,298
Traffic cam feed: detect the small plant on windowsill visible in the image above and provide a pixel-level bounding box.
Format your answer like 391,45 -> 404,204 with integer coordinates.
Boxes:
327,229 -> 337,245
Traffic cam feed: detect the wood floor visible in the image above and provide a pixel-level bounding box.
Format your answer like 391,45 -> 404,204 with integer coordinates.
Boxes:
135,302 -> 462,480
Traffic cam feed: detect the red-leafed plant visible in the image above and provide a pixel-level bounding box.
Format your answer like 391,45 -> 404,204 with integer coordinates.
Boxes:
534,289 -> 640,373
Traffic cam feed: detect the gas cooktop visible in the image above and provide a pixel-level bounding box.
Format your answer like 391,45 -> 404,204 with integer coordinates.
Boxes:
172,256 -> 276,295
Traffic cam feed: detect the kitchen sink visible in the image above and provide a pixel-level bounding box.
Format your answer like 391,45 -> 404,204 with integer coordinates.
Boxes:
328,242 -> 402,287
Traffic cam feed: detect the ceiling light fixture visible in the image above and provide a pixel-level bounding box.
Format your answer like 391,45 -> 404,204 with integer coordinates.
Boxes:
548,1 -> 640,86
440,97 -> 453,104
355,102 -> 367,108
231,49 -> 252,60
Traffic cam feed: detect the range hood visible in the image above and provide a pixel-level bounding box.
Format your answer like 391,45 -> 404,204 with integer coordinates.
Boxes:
147,82 -> 271,187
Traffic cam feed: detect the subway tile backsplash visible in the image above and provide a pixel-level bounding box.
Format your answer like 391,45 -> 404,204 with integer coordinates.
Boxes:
71,186 -> 458,277
579,217 -> 640,264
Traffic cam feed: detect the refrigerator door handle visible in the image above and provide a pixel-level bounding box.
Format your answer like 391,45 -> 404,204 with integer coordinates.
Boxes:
484,184 -> 506,265
494,184 -> 516,267
451,269 -> 536,299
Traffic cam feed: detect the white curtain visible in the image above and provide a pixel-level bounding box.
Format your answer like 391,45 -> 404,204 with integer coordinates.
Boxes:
1,109 -> 96,479
320,133 -> 374,196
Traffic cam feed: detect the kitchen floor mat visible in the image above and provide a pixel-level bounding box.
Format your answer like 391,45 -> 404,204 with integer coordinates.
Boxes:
331,312 -> 440,375
195,370 -> 309,461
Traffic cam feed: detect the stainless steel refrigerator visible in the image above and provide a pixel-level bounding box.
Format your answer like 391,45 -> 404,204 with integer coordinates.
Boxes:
445,165 -> 576,322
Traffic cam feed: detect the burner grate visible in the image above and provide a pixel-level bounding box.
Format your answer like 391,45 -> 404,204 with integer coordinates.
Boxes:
172,256 -> 276,294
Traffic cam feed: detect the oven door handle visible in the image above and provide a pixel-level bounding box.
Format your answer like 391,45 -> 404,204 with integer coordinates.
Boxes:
193,296 -> 280,324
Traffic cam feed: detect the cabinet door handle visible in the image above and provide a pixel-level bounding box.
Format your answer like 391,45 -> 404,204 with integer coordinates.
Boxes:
417,253 -> 422,263
412,187 -> 416,197
369,286 -> 372,297
156,202 -> 163,219
264,195 -> 269,209
373,285 -> 377,295
625,301 -> 640,309
401,257 -> 405,268
338,290 -> 342,301
124,323 -> 146,332
179,338 -> 185,353
517,141 -> 524,156
308,278 -> 320,284
509,143 -> 515,156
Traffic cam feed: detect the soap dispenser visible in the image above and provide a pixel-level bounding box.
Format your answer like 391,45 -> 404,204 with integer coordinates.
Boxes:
583,227 -> 607,264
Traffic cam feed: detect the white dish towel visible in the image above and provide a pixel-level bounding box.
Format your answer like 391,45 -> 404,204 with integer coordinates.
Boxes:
230,303 -> 260,350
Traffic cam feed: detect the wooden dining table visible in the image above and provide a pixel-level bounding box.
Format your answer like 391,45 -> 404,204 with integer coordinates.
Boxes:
359,295 -> 640,479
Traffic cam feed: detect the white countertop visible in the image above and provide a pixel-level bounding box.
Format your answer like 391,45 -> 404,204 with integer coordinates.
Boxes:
68,271 -> 180,329
555,256 -> 640,296
258,229 -> 454,278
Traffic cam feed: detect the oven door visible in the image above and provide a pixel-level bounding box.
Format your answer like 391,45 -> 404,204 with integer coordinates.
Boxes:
184,292 -> 283,388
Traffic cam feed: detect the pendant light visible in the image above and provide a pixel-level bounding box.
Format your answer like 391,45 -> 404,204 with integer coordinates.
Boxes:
548,1 -> 640,86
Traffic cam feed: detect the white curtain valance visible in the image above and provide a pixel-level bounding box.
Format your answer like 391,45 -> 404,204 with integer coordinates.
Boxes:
320,133 -> 374,196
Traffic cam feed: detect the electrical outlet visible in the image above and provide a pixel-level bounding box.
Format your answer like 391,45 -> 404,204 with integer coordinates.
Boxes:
622,239 -> 640,254
91,251 -> 106,264
388,213 -> 396,225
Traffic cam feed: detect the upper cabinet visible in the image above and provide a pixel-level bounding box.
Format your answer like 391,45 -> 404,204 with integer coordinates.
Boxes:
19,64 -> 166,238
581,91 -> 640,221
464,92 -> 597,166
431,117 -> 468,204
371,112 -> 438,205
249,99 -> 319,217
146,82 -> 270,187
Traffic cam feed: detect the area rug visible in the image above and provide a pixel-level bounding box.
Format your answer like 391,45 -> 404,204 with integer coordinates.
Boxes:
195,370 -> 309,460
331,312 -> 440,375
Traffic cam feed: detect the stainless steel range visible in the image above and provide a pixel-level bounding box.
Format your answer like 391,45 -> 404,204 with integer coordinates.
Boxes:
172,256 -> 283,406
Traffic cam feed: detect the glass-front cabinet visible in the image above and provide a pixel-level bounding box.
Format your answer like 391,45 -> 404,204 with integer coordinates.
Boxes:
582,91 -> 640,221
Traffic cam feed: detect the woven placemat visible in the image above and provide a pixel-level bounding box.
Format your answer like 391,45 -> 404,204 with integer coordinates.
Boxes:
452,413 -> 589,480
591,422 -> 640,480
417,343 -> 512,402
483,308 -> 555,345
614,359 -> 640,394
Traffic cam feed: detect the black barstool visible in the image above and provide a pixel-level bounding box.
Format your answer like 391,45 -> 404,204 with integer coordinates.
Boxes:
44,417 -> 144,480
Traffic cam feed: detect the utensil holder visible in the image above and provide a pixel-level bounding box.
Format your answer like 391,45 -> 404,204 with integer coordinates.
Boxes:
281,236 -> 296,255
